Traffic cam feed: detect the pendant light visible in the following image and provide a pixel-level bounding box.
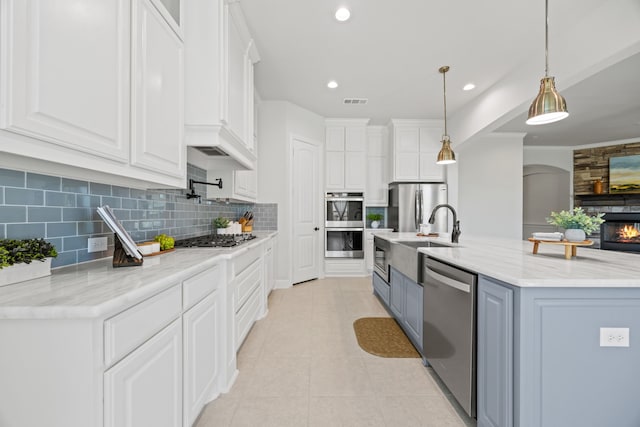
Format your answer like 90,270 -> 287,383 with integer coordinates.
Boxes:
526,0 -> 568,125
436,66 -> 456,165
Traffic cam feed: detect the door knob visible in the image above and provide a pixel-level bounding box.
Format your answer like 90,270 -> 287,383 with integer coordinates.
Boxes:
314,227 -> 319,231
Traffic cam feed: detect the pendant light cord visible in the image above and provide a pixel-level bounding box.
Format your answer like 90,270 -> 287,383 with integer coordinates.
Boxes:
544,0 -> 549,77
439,66 -> 449,137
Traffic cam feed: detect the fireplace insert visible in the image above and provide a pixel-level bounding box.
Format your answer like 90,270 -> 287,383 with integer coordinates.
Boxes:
600,213 -> 640,252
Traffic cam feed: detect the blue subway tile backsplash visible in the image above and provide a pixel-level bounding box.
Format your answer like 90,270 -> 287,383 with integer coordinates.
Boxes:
5,188 -> 44,205
61,178 -> 89,194
0,164 -> 277,268
0,206 -> 26,223
7,223 -> 46,240
46,191 -> 76,207
26,173 -> 61,191
0,168 -> 25,187
27,207 -> 62,222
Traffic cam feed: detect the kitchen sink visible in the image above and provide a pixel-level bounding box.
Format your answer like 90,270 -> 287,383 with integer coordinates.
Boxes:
397,241 -> 450,249
391,240 -> 449,283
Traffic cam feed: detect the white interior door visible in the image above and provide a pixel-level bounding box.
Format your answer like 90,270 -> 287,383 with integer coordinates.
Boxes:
292,138 -> 320,284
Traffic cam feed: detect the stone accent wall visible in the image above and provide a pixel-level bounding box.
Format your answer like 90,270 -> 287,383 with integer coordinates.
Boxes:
574,141 -> 640,195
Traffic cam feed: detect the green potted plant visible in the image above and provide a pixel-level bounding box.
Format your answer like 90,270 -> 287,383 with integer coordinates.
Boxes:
366,213 -> 383,229
0,238 -> 58,287
546,207 -> 605,242
213,217 -> 230,234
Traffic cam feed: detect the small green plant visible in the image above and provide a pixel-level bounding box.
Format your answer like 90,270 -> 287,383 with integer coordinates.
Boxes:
366,213 -> 383,221
546,207 -> 605,235
0,238 -> 58,270
153,234 -> 175,251
213,217 -> 230,229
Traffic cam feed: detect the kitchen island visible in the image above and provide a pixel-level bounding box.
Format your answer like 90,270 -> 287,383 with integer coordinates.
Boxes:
0,232 -> 276,427
374,231 -> 640,427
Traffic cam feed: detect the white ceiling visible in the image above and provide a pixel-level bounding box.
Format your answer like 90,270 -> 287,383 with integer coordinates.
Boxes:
239,0 -> 639,147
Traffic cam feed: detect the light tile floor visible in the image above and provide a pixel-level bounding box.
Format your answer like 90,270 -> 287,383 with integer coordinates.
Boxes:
196,276 -> 475,427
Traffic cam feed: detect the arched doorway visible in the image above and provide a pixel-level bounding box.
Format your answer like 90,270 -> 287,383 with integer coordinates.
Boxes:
523,164 -> 570,239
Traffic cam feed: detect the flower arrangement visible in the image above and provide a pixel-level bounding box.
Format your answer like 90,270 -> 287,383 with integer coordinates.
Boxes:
546,207 -> 605,235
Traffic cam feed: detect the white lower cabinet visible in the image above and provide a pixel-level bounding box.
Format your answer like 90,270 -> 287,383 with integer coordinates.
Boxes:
104,319 -> 183,427
0,236 -> 277,427
263,238 -> 275,298
324,258 -> 366,276
231,247 -> 264,349
183,292 -> 220,427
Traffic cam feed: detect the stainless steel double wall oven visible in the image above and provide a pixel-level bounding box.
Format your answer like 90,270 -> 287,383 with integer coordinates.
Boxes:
325,192 -> 364,258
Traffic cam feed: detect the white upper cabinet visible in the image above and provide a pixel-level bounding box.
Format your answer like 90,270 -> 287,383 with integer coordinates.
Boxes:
0,0 -> 130,162
184,0 -> 260,171
207,168 -> 257,202
366,126 -> 389,206
0,0 -> 186,188
390,119 -> 445,182
325,119 -> 369,191
130,0 -> 185,178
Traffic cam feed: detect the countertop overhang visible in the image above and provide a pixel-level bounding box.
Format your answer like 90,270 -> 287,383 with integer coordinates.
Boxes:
0,232 -> 277,319
373,232 -> 640,288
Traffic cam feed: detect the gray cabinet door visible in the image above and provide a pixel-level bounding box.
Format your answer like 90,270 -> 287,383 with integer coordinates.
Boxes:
389,267 -> 404,318
372,272 -> 390,306
403,277 -> 423,352
477,276 -> 513,427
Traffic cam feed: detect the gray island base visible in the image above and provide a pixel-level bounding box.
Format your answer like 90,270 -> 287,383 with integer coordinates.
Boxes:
371,232 -> 640,427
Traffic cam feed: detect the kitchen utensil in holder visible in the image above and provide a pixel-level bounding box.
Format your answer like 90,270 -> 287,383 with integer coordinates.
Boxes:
113,233 -> 144,267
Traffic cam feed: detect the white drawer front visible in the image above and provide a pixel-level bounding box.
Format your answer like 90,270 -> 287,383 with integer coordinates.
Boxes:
234,259 -> 262,311
183,264 -> 222,311
235,285 -> 261,350
104,285 -> 182,367
232,245 -> 261,276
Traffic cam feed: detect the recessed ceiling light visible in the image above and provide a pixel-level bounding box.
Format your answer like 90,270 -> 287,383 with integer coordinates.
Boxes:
327,80 -> 339,89
335,7 -> 351,22
463,83 -> 476,91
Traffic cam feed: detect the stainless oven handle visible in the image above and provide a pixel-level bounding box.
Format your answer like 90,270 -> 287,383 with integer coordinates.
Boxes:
325,197 -> 364,202
424,268 -> 471,293
325,227 -> 364,232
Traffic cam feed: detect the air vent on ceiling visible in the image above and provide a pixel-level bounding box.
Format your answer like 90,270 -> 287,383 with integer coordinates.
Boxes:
343,98 -> 368,105
194,146 -> 229,156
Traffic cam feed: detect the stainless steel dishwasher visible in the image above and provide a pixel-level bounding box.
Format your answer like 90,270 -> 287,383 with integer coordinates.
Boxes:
422,256 -> 477,419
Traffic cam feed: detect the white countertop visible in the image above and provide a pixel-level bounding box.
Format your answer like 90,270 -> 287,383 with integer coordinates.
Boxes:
0,232 -> 277,319
374,232 -> 640,288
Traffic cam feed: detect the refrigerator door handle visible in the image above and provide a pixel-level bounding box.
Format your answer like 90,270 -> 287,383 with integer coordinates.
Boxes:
415,189 -> 423,231
415,189 -> 420,230
419,189 -> 423,229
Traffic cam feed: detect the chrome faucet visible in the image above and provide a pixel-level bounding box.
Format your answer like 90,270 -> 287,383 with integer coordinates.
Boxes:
428,204 -> 461,243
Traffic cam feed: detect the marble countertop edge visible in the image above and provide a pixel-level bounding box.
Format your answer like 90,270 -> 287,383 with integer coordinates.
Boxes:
0,232 -> 278,319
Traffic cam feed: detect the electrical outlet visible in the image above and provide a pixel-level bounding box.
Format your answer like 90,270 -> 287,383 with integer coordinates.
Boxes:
599,327 -> 630,347
87,237 -> 108,253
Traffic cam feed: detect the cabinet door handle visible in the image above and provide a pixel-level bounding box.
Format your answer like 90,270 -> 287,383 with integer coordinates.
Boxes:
314,227 -> 319,231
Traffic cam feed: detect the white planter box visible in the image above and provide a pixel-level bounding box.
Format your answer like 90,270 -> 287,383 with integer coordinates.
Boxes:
0,258 -> 52,287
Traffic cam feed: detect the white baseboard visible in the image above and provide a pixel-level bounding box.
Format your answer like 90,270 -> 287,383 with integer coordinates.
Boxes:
274,279 -> 291,289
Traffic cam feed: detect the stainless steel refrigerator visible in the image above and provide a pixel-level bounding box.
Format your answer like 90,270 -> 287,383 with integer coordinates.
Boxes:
387,182 -> 448,232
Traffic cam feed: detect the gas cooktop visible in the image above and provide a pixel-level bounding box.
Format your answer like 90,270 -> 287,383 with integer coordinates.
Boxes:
174,234 -> 257,248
